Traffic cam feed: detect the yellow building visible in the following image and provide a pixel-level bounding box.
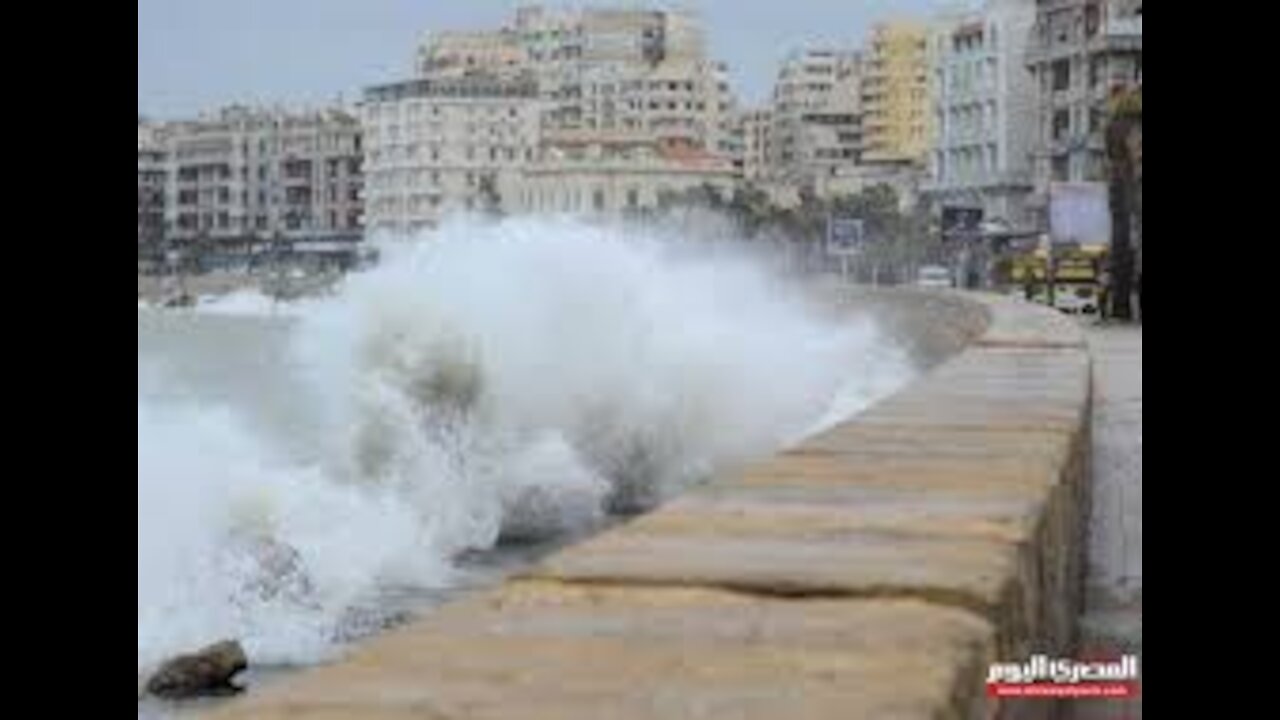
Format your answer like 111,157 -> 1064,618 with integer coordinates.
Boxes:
861,21 -> 931,165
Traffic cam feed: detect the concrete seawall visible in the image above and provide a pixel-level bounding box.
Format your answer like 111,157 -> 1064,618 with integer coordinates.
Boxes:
205,289 -> 1091,720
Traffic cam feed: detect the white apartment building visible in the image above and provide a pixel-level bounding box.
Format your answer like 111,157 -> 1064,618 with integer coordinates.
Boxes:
361,72 -> 542,233
164,106 -> 362,243
138,121 -> 167,245
378,4 -> 739,227
769,49 -> 865,193
1026,0 -> 1142,209
415,6 -> 733,161
738,108 -> 772,182
928,0 -> 1038,227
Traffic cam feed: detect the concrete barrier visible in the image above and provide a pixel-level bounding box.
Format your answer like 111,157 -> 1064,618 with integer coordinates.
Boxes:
204,290 -> 1091,720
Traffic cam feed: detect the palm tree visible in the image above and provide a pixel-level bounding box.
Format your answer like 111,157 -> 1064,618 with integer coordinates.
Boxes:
1105,86 -> 1142,320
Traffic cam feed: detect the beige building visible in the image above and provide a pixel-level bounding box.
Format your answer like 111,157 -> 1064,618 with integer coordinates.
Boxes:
416,29 -> 524,78
769,48 -> 864,190
163,105 -> 362,243
738,108 -> 772,182
373,3 -> 740,228
514,146 -> 737,215
361,72 -> 541,233
507,5 -> 736,166
861,21 -> 931,165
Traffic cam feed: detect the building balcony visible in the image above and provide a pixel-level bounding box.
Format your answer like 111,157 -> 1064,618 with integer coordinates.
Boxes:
1023,38 -> 1083,68
1102,15 -> 1142,40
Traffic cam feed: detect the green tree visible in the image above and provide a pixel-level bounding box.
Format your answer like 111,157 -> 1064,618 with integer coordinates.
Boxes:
727,184 -> 772,237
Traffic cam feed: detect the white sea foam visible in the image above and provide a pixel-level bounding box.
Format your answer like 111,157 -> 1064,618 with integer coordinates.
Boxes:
137,215 -> 913,675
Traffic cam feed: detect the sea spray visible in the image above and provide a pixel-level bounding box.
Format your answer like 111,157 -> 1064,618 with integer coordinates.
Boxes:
138,215 -> 913,674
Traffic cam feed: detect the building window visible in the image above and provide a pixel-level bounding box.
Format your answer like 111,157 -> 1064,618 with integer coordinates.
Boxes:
1051,155 -> 1069,181
1052,60 -> 1070,91
1052,109 -> 1070,141
593,188 -> 605,211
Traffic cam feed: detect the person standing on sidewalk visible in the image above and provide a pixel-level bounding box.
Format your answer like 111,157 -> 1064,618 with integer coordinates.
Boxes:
1097,265 -> 1112,322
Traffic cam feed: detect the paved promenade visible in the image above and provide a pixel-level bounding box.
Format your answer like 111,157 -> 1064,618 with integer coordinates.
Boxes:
1071,323 -> 1142,719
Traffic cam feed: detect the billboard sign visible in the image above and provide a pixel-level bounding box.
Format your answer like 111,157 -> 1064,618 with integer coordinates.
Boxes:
941,206 -> 983,242
827,216 -> 865,256
1049,182 -> 1111,247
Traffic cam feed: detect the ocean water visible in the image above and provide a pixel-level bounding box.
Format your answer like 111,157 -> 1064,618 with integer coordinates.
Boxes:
137,216 -> 914,708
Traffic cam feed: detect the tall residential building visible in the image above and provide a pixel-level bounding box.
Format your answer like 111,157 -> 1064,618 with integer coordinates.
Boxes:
164,106 -> 363,243
861,21 -> 931,165
138,121 -> 167,245
738,108 -> 773,182
927,0 -> 1037,226
505,5 -> 734,163
1025,0 -> 1142,217
376,4 -> 740,226
361,72 -> 541,233
768,49 -> 864,189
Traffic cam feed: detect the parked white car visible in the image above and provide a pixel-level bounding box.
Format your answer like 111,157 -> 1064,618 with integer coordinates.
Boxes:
916,265 -> 954,289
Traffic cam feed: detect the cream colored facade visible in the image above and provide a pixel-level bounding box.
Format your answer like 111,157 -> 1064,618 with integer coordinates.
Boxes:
508,5 -> 735,166
769,49 -> 864,189
514,150 -> 737,215
416,29 -> 523,78
162,106 -> 362,242
738,108 -> 772,182
861,21 -> 931,165
361,73 -> 541,233
370,3 -> 739,230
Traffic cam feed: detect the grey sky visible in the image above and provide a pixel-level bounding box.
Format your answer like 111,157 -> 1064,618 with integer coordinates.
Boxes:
139,0 -> 954,119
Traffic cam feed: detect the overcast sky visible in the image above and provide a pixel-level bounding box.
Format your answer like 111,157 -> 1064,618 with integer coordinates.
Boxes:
139,0 -> 956,118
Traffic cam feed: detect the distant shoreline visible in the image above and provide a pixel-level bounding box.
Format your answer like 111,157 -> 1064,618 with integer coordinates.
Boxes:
138,272 -> 341,303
